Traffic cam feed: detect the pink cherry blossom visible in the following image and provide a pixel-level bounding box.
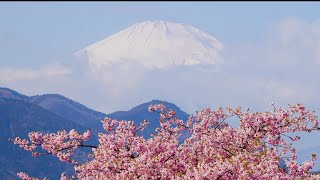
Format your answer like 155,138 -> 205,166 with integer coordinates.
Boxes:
82,130 -> 91,141
11,103 -> 320,179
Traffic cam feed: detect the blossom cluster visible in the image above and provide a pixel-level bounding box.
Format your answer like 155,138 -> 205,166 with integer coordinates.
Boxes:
13,129 -> 91,164
12,103 -> 320,179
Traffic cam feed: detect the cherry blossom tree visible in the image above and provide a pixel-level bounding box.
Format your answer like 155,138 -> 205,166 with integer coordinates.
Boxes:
11,103 -> 320,179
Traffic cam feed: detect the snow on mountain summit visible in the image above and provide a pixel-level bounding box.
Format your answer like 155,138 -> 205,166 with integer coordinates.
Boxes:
75,20 -> 224,70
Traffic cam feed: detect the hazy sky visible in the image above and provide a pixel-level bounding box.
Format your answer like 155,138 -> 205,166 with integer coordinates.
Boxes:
2,2 -> 320,165
1,1 -> 320,113
1,2 -> 319,67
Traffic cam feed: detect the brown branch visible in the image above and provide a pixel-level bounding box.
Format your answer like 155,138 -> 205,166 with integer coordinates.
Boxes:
216,169 -> 233,180
221,146 -> 234,156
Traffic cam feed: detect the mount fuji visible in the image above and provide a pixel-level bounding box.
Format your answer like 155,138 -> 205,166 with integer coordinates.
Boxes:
75,20 -> 224,71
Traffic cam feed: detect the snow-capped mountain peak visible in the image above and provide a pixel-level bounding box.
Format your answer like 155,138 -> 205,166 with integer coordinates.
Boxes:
75,20 -> 224,70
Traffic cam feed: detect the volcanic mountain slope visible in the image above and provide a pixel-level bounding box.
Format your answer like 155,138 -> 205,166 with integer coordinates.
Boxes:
75,20 -> 224,71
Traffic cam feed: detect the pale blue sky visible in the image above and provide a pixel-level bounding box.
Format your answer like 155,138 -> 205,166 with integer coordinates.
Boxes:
1,2 -> 320,67
1,1 -> 320,111
1,2 -> 320,111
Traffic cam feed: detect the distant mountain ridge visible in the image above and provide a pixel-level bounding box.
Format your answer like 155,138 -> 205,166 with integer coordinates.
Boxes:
0,87 -> 107,126
0,87 -> 30,101
0,87 -> 190,179
104,99 -> 190,139
107,99 -> 189,120
0,97 -> 86,179
0,87 -> 190,134
29,94 -> 106,126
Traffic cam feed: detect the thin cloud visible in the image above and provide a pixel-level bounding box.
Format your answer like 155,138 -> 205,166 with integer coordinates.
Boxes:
0,64 -> 72,83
